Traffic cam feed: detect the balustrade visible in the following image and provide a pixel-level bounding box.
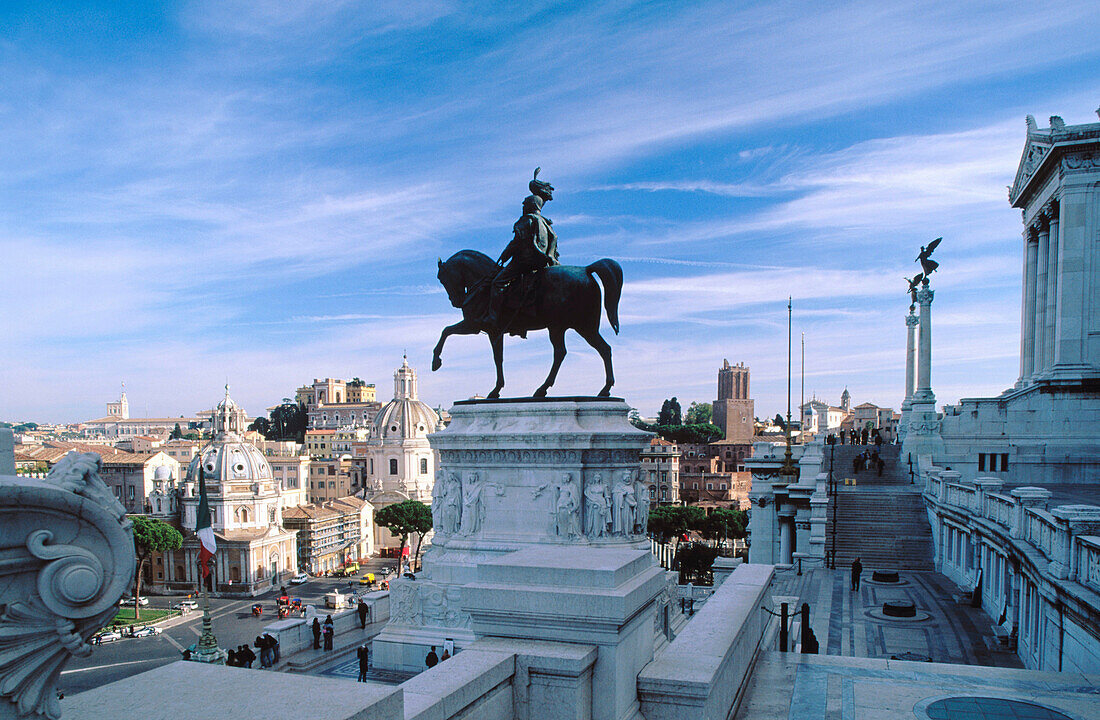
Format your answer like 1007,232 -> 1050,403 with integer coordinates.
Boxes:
1025,509 -> 1058,558
1078,536 -> 1100,593
985,494 -> 1014,528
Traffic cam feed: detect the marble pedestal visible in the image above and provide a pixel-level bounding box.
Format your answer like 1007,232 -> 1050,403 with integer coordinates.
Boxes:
373,398 -> 659,720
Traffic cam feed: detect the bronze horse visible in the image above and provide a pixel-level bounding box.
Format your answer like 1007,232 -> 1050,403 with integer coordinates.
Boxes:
433,250 -> 622,398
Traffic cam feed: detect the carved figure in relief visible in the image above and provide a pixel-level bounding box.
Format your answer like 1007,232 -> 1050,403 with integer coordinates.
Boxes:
430,472 -> 444,531
634,479 -> 650,535
459,472 -> 501,535
611,470 -> 637,535
555,474 -> 582,539
440,472 -> 462,535
584,473 -> 612,538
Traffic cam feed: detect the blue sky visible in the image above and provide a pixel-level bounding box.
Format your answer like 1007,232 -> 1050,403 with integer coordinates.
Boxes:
2,0 -> 1098,423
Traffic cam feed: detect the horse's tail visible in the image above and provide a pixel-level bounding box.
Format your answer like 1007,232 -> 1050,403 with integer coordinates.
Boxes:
585,259 -> 622,334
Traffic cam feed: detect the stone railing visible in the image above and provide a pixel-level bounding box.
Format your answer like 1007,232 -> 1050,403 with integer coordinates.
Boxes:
0,449 -> 134,719
922,463 -> 1100,589
985,493 -> 1015,528
638,564 -> 774,720
944,483 -> 976,512
1077,536 -> 1100,594
1026,509 -> 1058,558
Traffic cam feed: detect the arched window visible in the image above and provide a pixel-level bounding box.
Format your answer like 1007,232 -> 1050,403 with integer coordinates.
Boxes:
175,565 -> 185,579
389,459 -> 398,475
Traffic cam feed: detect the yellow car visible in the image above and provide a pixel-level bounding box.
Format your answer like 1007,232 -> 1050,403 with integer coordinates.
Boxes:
358,573 -> 375,585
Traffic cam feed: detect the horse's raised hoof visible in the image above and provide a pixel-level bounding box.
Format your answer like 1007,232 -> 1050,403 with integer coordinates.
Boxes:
431,356 -> 442,371
532,387 -> 549,398
487,389 -> 501,399
597,387 -> 612,397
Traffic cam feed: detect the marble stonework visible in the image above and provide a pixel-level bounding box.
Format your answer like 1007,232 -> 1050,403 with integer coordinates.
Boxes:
373,398 -> 663,720
0,439 -> 134,720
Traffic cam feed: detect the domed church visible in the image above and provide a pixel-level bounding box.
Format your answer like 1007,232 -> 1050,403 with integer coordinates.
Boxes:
158,388 -> 298,597
363,357 -> 444,545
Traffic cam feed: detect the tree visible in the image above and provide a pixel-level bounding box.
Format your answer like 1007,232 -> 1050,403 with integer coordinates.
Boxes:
648,505 -> 705,554
699,508 -> 748,543
653,423 -> 723,445
247,417 -> 270,436
183,432 -> 201,441
773,413 -> 786,430
675,543 -> 718,584
657,397 -> 682,426
131,516 -> 183,621
685,401 -> 712,425
375,501 -> 432,574
170,423 -> 183,440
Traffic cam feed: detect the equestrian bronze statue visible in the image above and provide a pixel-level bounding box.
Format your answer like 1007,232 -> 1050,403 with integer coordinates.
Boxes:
432,169 -> 623,398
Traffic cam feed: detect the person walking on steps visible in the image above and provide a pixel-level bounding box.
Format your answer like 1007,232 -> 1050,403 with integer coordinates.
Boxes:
425,646 -> 439,669
851,557 -> 863,591
311,618 -> 321,650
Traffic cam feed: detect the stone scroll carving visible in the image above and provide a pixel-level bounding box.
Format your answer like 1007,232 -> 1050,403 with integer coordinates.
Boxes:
0,452 -> 135,719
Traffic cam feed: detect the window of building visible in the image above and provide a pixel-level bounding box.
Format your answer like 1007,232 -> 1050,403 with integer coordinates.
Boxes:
706,483 -> 713,490
389,459 -> 398,475
329,481 -> 335,488
720,483 -> 726,490
127,486 -> 135,499
692,483 -> 698,490
420,458 -> 428,474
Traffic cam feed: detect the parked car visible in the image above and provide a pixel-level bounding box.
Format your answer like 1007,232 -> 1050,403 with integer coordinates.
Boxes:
174,600 -> 198,611
289,573 -> 309,585
119,596 -> 150,606
92,630 -> 121,644
131,626 -> 161,638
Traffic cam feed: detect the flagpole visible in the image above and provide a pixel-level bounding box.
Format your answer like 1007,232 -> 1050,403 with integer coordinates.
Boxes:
190,464 -> 224,663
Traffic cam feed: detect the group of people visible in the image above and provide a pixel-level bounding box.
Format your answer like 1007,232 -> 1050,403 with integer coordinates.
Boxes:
829,428 -> 884,446
853,450 -> 885,477
424,644 -> 452,669
225,644 -> 257,668
311,615 -> 335,651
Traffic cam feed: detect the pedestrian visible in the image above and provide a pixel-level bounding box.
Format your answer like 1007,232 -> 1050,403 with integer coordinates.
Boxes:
358,600 -> 369,629
240,644 -> 255,668
280,585 -> 287,597
425,646 -> 439,668
851,557 -> 863,591
357,643 -> 371,682
255,635 -> 269,668
265,633 -> 280,664
227,648 -> 238,667
311,618 -> 322,650
323,615 -> 334,651
440,647 -> 451,662
852,456 -> 860,474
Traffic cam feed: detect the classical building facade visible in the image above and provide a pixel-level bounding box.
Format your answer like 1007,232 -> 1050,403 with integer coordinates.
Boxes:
639,437 -> 680,504
282,496 -> 374,575
909,111 -> 1100,672
154,389 -> 299,596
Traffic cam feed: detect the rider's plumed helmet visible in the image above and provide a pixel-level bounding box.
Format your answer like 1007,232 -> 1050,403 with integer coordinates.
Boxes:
529,167 -> 554,202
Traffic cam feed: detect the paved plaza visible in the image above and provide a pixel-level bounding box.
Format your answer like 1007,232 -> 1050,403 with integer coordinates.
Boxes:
733,566 -> 1100,720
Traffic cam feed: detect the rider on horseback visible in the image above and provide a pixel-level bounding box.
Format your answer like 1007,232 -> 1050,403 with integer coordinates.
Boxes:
486,168 -> 558,327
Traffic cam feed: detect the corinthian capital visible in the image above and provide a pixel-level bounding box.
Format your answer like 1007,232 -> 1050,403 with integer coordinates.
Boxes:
906,313 -> 920,327
916,286 -> 934,305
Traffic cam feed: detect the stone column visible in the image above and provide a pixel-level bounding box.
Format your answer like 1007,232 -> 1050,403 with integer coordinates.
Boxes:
778,510 -> 794,566
1032,217 -> 1049,379
1051,182 -> 1092,377
1042,202 -> 1059,373
913,284 -> 935,404
902,310 -> 919,410
1019,229 -> 1039,384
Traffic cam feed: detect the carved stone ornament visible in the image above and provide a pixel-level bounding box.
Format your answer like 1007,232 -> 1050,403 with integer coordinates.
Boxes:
1062,153 -> 1098,171
0,452 -> 135,719
908,419 -> 942,436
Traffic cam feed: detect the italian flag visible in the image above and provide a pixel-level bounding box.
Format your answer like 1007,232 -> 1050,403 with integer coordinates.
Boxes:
196,465 -> 216,579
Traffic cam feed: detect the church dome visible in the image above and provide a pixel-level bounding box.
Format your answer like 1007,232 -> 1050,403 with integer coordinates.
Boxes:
188,441 -> 273,485
371,356 -> 442,443
186,386 -> 273,484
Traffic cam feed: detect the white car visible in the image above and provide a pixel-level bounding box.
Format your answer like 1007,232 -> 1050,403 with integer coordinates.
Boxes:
92,631 -> 121,644
119,596 -> 150,606
174,600 -> 198,611
289,573 -> 309,585
131,626 -> 161,638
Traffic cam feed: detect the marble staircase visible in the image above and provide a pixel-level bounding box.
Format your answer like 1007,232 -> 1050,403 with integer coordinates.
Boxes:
827,474 -> 935,571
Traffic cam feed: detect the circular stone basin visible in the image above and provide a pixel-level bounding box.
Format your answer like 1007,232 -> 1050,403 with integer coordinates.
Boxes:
872,570 -> 900,583
882,600 -> 917,617
923,697 -> 1074,720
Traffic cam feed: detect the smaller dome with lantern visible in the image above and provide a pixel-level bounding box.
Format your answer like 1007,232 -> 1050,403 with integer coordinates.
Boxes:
186,385 -> 273,486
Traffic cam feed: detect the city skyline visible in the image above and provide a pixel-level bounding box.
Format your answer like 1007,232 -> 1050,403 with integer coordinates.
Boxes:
3,2 -> 1099,423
